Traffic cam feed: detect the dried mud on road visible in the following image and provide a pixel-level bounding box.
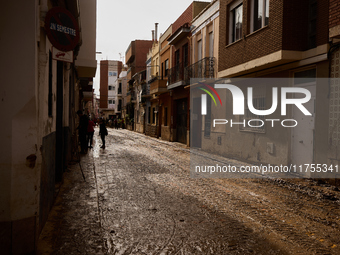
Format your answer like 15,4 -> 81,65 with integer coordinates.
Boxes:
38,128 -> 340,254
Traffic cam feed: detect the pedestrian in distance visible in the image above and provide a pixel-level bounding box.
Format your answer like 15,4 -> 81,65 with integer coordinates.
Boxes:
76,110 -> 89,154
99,118 -> 108,149
87,118 -> 96,149
114,118 -> 118,129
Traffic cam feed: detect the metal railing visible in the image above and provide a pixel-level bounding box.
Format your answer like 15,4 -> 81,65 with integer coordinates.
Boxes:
167,58 -> 216,85
168,62 -> 184,85
184,57 -> 215,83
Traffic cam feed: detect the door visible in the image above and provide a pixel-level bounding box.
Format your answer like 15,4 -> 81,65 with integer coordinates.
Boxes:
176,99 -> 187,144
191,97 -> 202,148
158,106 -> 162,138
291,83 -> 316,177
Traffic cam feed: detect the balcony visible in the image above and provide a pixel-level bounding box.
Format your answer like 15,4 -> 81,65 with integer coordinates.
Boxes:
184,57 -> 216,83
167,62 -> 185,88
149,76 -> 167,95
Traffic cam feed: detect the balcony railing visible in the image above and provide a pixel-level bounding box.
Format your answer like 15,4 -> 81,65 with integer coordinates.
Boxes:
168,62 -> 184,85
184,57 -> 215,83
167,58 -> 216,86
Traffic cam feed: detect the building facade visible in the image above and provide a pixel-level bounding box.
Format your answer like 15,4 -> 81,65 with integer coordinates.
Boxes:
99,60 -> 122,119
125,40 -> 153,130
158,25 -> 173,141
166,1 -> 210,145
0,0 -> 97,253
190,0 -> 220,148
116,68 -> 128,120
203,0 -> 330,171
146,26 -> 165,137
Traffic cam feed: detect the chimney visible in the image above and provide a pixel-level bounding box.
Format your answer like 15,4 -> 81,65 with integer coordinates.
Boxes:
152,30 -> 155,41
155,23 -> 158,42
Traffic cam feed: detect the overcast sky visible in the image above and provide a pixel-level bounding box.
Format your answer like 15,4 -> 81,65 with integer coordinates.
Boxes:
94,0 -> 211,94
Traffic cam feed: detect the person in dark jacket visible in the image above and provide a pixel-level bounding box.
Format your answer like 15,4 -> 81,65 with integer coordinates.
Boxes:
99,118 -> 108,149
87,118 -> 96,148
77,110 -> 89,154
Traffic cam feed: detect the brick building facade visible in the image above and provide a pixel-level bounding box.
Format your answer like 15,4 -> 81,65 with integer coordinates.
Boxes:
207,0 -> 331,171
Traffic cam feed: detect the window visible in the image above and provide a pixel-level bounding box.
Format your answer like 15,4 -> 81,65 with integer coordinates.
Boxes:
308,0 -> 317,49
294,69 -> 316,84
252,0 -> 269,32
108,100 -> 113,104
197,39 -> 202,61
230,1 -> 243,43
109,71 -> 117,77
118,83 -> 122,94
183,44 -> 189,67
241,86 -> 266,132
164,59 -> 169,77
109,86 -> 115,90
161,62 -> 164,79
175,50 -> 180,67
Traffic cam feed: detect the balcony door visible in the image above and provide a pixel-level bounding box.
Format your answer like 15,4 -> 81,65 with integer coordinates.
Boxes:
176,98 -> 187,144
209,32 -> 214,57
197,40 -> 202,61
175,50 -> 180,81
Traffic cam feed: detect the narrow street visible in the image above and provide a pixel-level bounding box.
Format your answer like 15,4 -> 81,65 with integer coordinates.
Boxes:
38,128 -> 340,255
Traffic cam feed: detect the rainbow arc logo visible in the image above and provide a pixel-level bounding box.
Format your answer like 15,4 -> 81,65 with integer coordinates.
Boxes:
198,82 -> 222,115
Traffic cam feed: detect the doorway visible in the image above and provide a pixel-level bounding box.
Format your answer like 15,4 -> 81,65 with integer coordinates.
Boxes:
291,82 -> 316,177
176,98 -> 188,144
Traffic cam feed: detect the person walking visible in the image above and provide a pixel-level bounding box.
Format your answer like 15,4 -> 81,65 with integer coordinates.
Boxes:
99,118 -> 108,149
87,118 -> 96,149
114,118 -> 118,129
76,110 -> 89,154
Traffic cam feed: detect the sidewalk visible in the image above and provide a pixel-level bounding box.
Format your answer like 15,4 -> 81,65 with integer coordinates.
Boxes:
37,140 -> 104,254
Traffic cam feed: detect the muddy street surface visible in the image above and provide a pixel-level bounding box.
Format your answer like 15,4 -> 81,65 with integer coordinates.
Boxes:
38,128 -> 340,254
